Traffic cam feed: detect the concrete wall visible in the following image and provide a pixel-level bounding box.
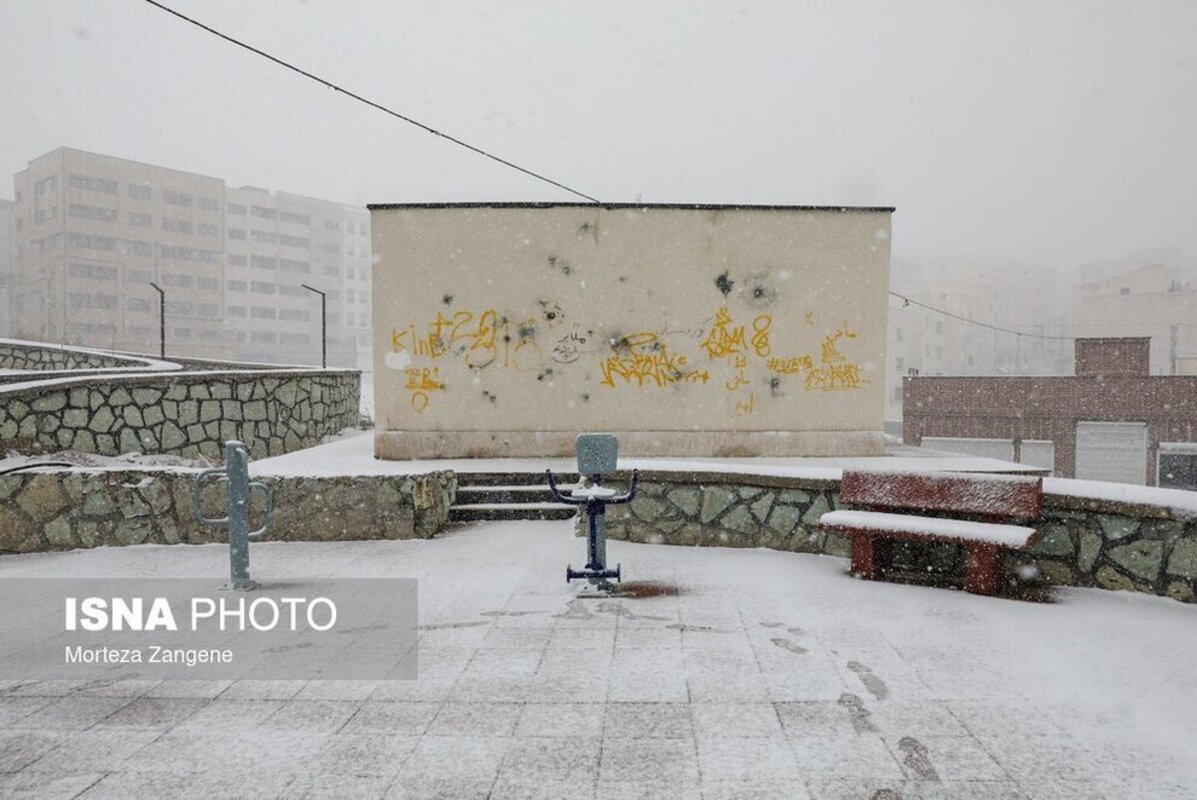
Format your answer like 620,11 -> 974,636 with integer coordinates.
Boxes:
0,370 -> 360,460
371,203 -> 893,458
0,467 -> 455,554
590,471 -> 1197,604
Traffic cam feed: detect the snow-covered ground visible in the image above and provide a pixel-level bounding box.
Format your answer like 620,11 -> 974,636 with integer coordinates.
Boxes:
1,521 -> 1194,798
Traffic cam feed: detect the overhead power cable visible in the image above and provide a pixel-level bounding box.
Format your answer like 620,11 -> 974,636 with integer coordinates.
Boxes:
141,0 -> 603,204
888,291 -> 1075,341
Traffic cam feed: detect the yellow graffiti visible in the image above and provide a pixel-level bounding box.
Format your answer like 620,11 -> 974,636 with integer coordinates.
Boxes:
804,326 -> 867,392
735,393 -> 757,417
600,332 -> 710,389
699,307 -> 747,359
393,308 -> 546,373
751,315 -> 772,357
405,367 -> 444,392
767,355 -> 814,374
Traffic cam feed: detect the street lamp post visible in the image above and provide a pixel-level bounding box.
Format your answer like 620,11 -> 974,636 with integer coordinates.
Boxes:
149,282 -> 165,359
301,283 -> 327,368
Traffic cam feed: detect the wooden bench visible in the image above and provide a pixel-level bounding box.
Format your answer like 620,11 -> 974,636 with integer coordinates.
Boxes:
820,471 -> 1043,595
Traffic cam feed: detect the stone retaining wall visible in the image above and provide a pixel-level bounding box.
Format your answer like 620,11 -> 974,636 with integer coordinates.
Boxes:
0,468 -> 455,554
0,370 -> 359,460
0,342 -> 148,371
592,472 -> 1197,603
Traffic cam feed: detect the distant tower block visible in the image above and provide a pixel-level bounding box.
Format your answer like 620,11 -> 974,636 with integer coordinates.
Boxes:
369,203 -> 894,458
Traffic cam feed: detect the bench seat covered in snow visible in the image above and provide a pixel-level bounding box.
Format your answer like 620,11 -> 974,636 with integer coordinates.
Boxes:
820,470 -> 1043,595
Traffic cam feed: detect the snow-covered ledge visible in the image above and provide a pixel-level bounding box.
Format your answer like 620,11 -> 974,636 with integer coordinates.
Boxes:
593,470 -> 1197,604
0,466 -> 455,554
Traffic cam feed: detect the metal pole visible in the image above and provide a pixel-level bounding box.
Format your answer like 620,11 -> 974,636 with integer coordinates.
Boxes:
301,284 -> 327,368
149,282 -> 165,359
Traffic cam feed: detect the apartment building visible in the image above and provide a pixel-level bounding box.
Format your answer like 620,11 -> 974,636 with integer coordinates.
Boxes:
8,147 -> 371,368
1071,250 -> 1197,376
885,258 -> 1071,420
0,199 -> 13,337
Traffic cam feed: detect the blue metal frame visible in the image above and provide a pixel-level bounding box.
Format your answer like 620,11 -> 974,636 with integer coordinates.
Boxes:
547,434 -> 638,589
192,440 -> 274,591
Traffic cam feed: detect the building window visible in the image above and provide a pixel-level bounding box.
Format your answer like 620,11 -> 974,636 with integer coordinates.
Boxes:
251,306 -> 277,319
198,277 -> 219,290
251,230 -> 277,243
280,211 -> 310,225
279,309 -> 310,322
251,206 -> 277,220
227,280 -> 247,292
280,259 -> 310,274
279,234 -> 309,248
227,203 -> 246,215
69,174 -> 117,193
126,297 -> 152,311
227,254 -> 247,266
197,196 -> 220,211
162,218 -> 193,233
251,331 -> 277,343
197,223 -> 219,238
128,184 -> 152,199
250,281 -> 277,295
250,255 -> 277,269
129,212 -> 152,227
162,274 -> 193,287
69,204 -> 118,222
163,190 -> 193,206
227,305 -> 247,317
228,228 -> 247,240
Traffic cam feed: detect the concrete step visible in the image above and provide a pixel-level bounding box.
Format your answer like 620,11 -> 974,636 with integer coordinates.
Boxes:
455,485 -> 576,505
449,503 -> 578,522
456,471 -> 580,487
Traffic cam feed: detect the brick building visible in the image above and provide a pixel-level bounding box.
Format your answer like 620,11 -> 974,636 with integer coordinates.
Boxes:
903,337 -> 1197,488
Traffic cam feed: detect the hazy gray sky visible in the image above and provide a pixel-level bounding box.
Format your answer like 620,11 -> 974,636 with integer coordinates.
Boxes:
2,0 -> 1193,267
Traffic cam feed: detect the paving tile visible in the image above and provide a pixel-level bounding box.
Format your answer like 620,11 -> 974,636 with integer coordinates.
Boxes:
340,700 -> 440,735
599,738 -> 700,782
516,702 -> 606,738
695,735 -> 802,782
303,732 -> 418,777
691,701 -> 785,740
604,702 -> 693,738
426,701 -> 522,737
94,697 -> 206,730
498,736 -> 601,781
15,696 -> 131,732
0,769 -> 105,800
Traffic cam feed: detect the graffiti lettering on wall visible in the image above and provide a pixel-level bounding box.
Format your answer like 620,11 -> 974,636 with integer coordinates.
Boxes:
600,333 -> 710,389
804,327 -> 867,392
390,300 -> 868,417
391,309 -> 544,410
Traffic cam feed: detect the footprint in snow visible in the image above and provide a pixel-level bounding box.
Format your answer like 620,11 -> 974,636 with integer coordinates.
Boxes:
770,637 -> 807,654
847,660 -> 890,700
898,736 -> 940,782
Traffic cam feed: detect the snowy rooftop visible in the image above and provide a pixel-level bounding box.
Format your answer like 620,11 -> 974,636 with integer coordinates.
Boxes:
1,521 -> 1195,798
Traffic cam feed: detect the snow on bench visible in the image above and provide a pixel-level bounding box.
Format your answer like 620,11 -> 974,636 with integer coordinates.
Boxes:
821,470 -> 1043,596
819,510 -> 1037,549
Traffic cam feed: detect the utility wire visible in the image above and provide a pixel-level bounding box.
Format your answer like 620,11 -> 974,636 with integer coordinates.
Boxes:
141,0 -> 603,204
888,290 -> 1075,341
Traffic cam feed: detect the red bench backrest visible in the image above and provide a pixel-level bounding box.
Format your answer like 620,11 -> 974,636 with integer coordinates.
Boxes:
839,471 -> 1043,522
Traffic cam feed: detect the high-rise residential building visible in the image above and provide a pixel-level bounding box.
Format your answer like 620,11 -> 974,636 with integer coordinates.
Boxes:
0,199 -> 13,337
885,258 -> 1071,420
8,147 -> 371,369
1071,249 -> 1197,376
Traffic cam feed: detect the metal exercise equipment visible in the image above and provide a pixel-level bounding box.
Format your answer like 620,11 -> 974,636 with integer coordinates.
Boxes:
546,433 -> 639,592
193,441 -> 274,591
